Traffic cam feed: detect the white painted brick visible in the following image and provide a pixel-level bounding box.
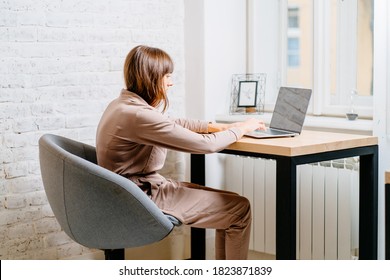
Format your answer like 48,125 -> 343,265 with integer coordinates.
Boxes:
8,26 -> 37,42
41,204 -> 55,218
3,133 -> 29,148
44,231 -> 73,248
35,116 -> 65,130
4,0 -> 40,12
0,242 -> 9,259
45,13 -> 73,28
5,176 -> 42,194
0,42 -> 20,57
0,73 -> 29,88
34,217 -> 61,235
2,0 -> 185,260
4,162 -> 29,179
13,147 -> 38,162
0,221 -> 6,239
0,207 -> 44,226
77,127 -> 99,143
0,27 -> 9,41
19,42 -> 66,58
31,103 -> 55,116
0,181 -> 6,196
7,222 -> 35,239
37,27 -> 75,42
3,251 -> 35,260
32,87 -> 64,102
32,247 -> 58,260
29,74 -> 53,87
4,194 -> 27,209
93,43 -> 129,58
6,236 -> 44,256
57,243 -> 84,259
17,11 -> 46,26
65,114 -> 100,129
27,191 -> 48,206
0,117 -> 12,132
0,148 -> 13,164
13,118 -> 38,133
28,161 -> 41,176
0,210 -> 11,226
68,249 -> 103,260
0,103 -> 31,119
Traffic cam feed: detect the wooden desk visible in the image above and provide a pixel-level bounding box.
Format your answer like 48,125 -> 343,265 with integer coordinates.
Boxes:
191,130 -> 378,260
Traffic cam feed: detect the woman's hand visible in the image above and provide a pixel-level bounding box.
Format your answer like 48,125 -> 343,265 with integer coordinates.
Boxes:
208,119 -> 266,135
233,118 -> 266,135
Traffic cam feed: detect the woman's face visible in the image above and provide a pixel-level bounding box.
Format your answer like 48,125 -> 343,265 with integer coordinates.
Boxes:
163,73 -> 173,92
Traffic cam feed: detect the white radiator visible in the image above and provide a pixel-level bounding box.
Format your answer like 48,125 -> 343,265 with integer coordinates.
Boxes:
224,155 -> 359,260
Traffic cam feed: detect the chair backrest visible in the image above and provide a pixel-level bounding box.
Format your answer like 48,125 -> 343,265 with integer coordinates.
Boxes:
39,134 -> 175,249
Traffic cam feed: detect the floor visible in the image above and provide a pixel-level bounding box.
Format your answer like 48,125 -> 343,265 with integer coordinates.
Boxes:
248,250 -> 275,260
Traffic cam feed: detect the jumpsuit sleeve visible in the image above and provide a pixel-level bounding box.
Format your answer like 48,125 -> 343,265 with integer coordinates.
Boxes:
131,108 -> 243,154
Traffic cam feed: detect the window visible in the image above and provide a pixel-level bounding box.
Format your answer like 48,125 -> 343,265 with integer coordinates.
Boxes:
287,38 -> 300,67
288,7 -> 299,28
250,0 -> 374,118
287,7 -> 300,68
325,0 -> 374,116
286,3 -> 313,89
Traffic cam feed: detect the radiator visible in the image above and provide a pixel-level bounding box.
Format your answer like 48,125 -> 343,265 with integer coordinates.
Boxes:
224,155 -> 359,260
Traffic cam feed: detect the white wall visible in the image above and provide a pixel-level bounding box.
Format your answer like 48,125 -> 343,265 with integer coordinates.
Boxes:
0,0 -> 186,260
185,0 -> 247,121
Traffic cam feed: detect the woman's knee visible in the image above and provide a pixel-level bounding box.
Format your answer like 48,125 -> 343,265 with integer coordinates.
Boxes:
238,196 -> 252,221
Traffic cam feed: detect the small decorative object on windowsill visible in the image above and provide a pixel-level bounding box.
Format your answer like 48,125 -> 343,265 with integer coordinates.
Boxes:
346,89 -> 358,121
229,73 -> 266,115
245,107 -> 257,113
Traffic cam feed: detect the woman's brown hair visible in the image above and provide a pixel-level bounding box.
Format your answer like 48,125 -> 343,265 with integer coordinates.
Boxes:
124,45 -> 174,112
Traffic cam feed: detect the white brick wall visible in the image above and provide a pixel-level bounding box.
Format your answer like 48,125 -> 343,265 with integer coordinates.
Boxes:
0,0 -> 186,259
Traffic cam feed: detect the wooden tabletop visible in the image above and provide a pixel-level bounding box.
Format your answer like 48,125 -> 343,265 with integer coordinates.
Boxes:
226,130 -> 378,157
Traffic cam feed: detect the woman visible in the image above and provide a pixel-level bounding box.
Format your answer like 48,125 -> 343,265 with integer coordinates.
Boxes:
96,45 -> 266,260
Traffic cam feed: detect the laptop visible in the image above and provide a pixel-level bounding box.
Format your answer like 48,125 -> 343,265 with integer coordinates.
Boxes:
245,87 -> 312,139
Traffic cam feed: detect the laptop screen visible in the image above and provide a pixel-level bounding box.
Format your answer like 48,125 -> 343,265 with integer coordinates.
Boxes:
269,87 -> 312,134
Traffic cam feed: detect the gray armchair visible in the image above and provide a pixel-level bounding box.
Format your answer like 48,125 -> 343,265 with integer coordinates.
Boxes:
38,133 -> 185,260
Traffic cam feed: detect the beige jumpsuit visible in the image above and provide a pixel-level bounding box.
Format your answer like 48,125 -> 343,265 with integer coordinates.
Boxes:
96,89 -> 252,260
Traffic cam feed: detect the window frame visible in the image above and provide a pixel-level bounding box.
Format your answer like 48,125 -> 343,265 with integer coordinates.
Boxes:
249,0 -> 374,119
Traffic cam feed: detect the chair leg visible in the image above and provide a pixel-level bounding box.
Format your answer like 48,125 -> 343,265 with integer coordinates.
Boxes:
104,249 -> 125,260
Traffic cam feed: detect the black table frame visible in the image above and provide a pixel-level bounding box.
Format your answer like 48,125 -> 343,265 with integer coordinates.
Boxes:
190,144 -> 378,260
386,179 -> 390,260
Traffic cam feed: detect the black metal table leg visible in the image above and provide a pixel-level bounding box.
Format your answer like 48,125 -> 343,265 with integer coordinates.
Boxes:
190,154 -> 206,260
275,157 -> 297,260
359,147 -> 378,260
386,181 -> 390,260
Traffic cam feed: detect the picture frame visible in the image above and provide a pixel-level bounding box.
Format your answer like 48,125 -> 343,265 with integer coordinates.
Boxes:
230,73 -> 266,114
237,81 -> 258,107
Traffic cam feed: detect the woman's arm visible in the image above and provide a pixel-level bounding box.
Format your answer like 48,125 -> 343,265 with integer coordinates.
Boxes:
133,110 -> 266,154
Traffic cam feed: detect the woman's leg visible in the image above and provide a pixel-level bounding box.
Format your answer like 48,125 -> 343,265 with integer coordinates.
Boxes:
150,180 -> 252,260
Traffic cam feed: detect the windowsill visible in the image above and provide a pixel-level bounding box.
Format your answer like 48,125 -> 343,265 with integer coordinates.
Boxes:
215,114 -> 373,135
